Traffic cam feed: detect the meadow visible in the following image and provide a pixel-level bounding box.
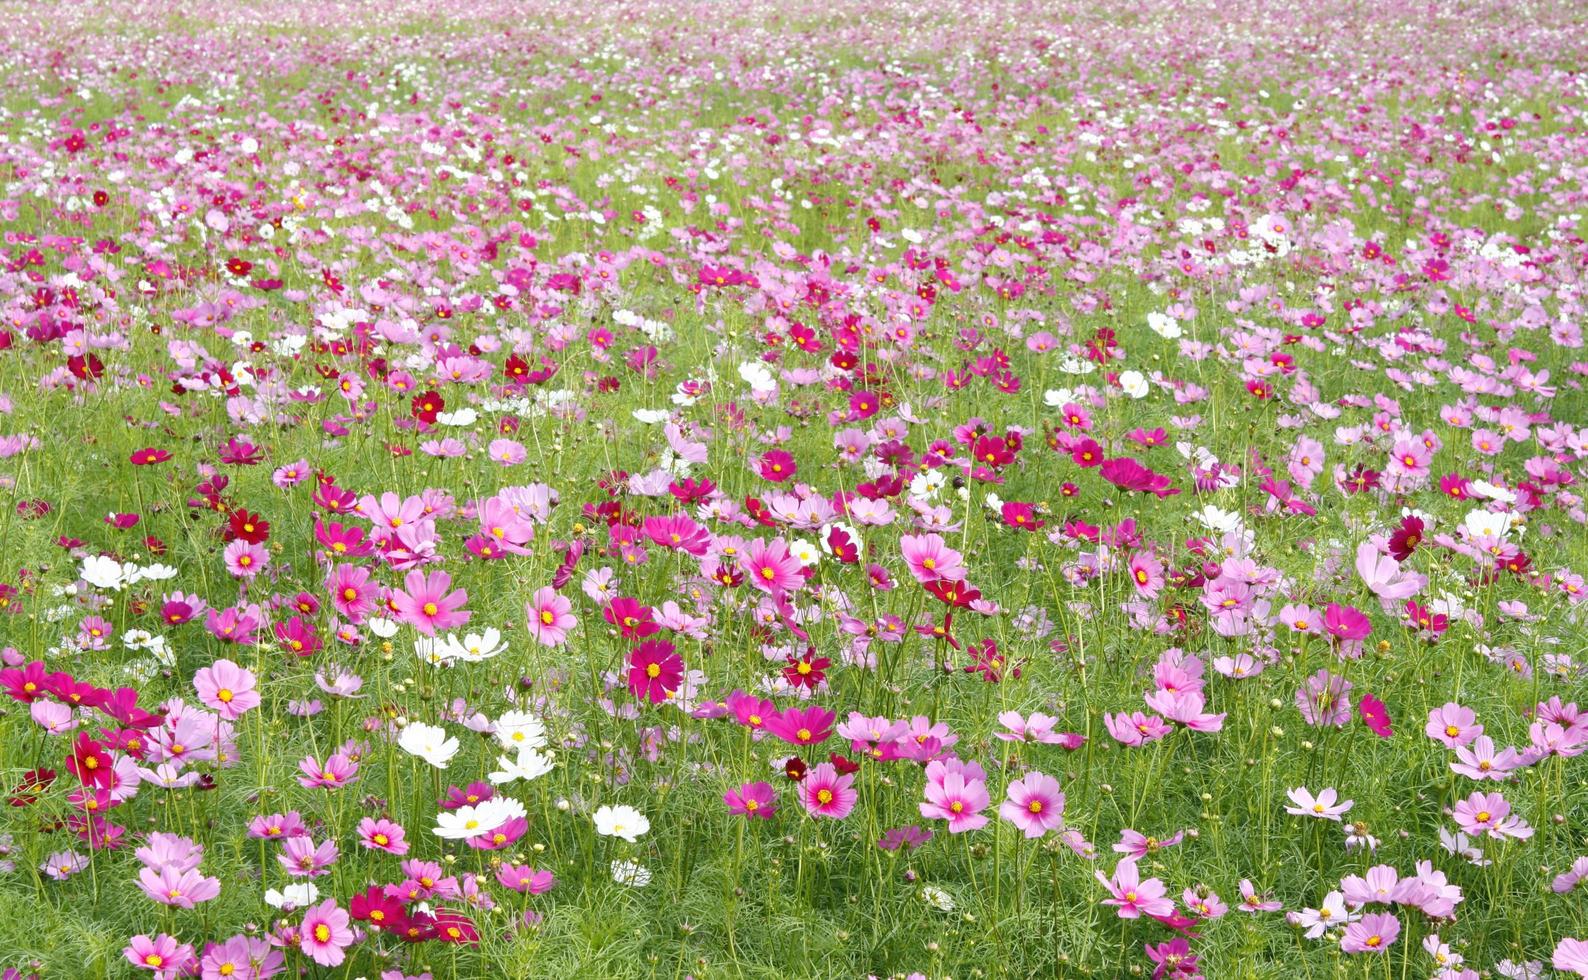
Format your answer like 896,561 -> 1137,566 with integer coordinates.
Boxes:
0,0 -> 1586,977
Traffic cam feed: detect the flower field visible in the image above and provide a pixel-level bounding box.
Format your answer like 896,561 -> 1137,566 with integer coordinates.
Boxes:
1,0 -> 1587,977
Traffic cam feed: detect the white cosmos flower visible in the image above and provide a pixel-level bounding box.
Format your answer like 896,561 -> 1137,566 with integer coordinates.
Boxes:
1057,355 -> 1095,375
398,722 -> 460,769
1190,504 -> 1244,534
413,636 -> 457,668
610,860 -> 652,887
1118,370 -> 1149,399
436,408 -> 478,427
366,617 -> 400,639
492,710 -> 548,751
788,539 -> 820,567
1463,509 -> 1514,540
593,804 -> 650,843
1467,480 -> 1517,504
81,555 -> 131,590
738,361 -> 776,393
433,797 -> 525,839
451,628 -> 506,663
1043,387 -> 1077,408
632,408 -> 670,424
264,882 -> 319,910
908,470 -> 945,498
488,747 -> 555,785
1147,311 -> 1182,339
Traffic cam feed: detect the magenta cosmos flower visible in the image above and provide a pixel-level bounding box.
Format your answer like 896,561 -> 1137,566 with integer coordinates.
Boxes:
299,899 -> 355,967
627,640 -> 683,703
192,658 -> 260,720
739,537 -> 805,595
390,569 -> 470,636
800,762 -> 857,819
999,771 -> 1066,838
764,704 -> 835,747
725,781 -> 777,820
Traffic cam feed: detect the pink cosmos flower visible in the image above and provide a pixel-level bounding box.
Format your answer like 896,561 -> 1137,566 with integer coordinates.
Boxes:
200,935 -> 282,980
124,933 -> 197,979
1450,790 -> 1533,840
297,752 -> 358,790
1296,669 -> 1353,727
1286,785 -> 1353,821
1104,711 -> 1172,747
1289,891 -> 1353,938
525,586 -> 575,647
1127,553 -> 1163,598
998,772 -> 1066,838
1357,693 -> 1393,737
1340,865 -> 1401,907
137,865 -> 222,908
900,533 -> 967,583
299,899 -> 355,967
1113,829 -> 1183,859
1356,542 -> 1425,601
1238,879 -> 1282,912
1143,689 -> 1225,731
920,767 -> 990,833
357,817 -> 410,855
1556,937 -> 1588,975
192,659 -> 260,720
326,564 -> 376,623
1426,703 -> 1481,747
1323,602 -> 1372,644
495,863 -> 556,897
389,569 -> 470,636
1341,911 -> 1400,953
1095,858 -> 1174,919
1450,736 -> 1522,781
280,836 -> 339,877
995,710 -> 1085,748
1552,856 -> 1588,894
800,762 -> 856,819
222,539 -> 269,579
